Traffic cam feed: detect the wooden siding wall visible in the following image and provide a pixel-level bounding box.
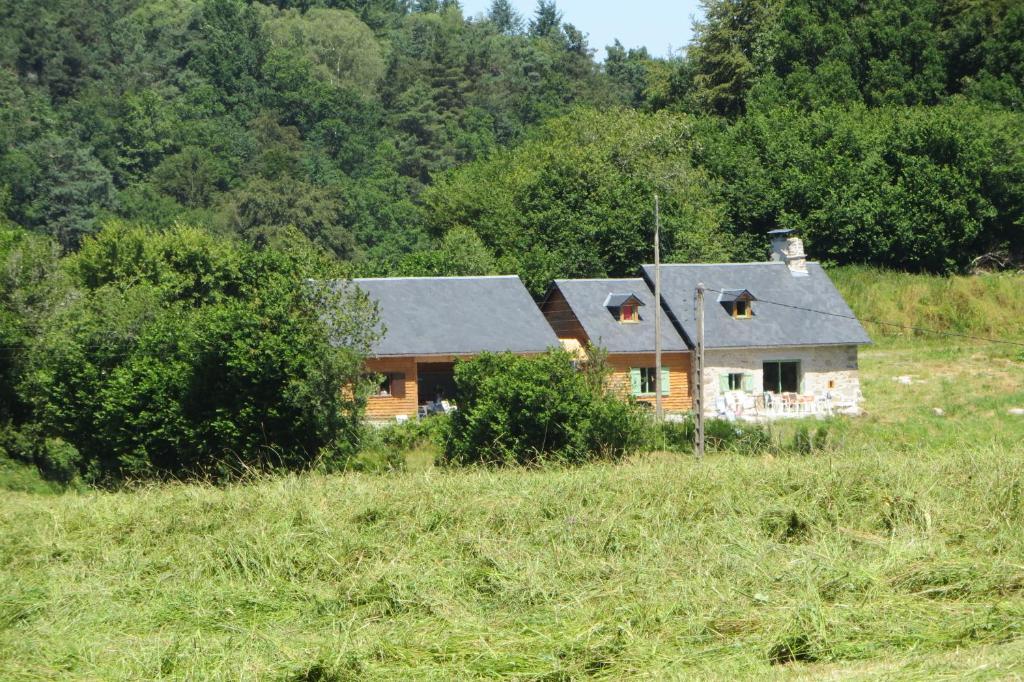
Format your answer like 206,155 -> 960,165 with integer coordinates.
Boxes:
541,288 -> 590,346
365,357 -> 419,420
606,352 -> 693,412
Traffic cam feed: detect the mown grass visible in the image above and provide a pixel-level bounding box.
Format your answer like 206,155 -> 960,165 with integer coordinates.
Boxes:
2,269 -> 1023,679
2,332 -> 1024,679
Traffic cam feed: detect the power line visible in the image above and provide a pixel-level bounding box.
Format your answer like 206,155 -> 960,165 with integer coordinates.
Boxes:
702,287 -> 1024,349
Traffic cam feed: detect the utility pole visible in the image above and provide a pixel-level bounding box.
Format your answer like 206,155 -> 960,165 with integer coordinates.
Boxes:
695,282 -> 705,459
653,194 -> 663,421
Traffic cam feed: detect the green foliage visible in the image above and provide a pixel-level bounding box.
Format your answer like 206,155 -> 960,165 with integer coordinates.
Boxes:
700,102 -> 1024,272
443,350 -> 647,466
18,223 -> 377,482
689,0 -> 1024,116
425,108 -> 739,293
263,7 -> 385,96
356,414 -> 450,472
704,419 -> 773,455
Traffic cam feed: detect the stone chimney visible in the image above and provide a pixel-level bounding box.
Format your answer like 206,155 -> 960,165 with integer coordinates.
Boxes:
768,229 -> 808,276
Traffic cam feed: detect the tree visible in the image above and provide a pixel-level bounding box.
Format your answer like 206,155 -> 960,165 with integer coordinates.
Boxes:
529,0 -> 562,38
424,108 -> 735,293
487,0 -> 523,35
222,176 -> 356,258
0,136 -> 114,249
263,7 -> 385,96
393,226 -> 497,276
21,223 -> 378,481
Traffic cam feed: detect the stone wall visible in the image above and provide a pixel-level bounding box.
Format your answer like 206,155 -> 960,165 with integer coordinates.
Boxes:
700,345 -> 862,414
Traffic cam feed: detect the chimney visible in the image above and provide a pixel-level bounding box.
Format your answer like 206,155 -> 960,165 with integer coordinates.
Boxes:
768,229 -> 808,276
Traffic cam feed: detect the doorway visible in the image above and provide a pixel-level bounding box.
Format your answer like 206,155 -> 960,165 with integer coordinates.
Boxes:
763,360 -> 800,393
417,362 -> 457,404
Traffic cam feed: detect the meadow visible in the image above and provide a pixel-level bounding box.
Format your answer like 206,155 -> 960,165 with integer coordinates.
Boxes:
2,271 -> 1024,680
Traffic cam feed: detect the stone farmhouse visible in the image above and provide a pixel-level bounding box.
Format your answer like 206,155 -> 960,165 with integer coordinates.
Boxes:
352,233 -> 870,421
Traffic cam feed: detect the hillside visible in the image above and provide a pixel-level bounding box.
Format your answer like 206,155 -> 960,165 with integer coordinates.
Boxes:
3,331 -> 1023,679
831,266 -> 1024,341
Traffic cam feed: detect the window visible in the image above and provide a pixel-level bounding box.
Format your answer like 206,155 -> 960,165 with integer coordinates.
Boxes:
721,372 -> 753,393
369,372 -> 405,398
630,367 -> 670,396
732,300 -> 752,318
763,361 -> 800,393
620,303 -> 638,323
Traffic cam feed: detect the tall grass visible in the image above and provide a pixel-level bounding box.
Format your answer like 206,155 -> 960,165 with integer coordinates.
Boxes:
2,273 -> 1023,678
830,265 -> 1024,340
2,442 -> 1024,679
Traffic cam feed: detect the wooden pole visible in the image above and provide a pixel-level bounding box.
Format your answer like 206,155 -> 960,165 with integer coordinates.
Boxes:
654,194 -> 663,421
695,282 -> 705,459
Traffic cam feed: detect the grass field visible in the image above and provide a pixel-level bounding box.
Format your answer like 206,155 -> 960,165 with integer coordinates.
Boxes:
2,271 -> 1024,680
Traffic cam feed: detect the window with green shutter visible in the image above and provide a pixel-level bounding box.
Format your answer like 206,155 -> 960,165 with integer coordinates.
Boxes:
631,367 -> 669,396
723,372 -> 754,393
629,368 -> 642,395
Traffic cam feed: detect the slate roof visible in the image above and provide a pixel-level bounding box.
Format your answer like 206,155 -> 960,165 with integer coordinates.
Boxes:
640,262 -> 871,349
547,278 -> 689,353
717,289 -> 756,303
351,276 -> 559,357
603,292 -> 645,308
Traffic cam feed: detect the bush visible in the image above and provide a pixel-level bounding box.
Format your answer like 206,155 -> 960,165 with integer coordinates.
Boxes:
704,419 -> 773,455
18,224 -> 379,483
356,415 -> 450,471
0,422 -> 80,484
644,418 -> 696,453
442,351 -> 647,466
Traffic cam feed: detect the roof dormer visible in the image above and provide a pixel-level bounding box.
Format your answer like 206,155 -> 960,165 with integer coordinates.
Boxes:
718,289 -> 756,319
604,292 -> 645,324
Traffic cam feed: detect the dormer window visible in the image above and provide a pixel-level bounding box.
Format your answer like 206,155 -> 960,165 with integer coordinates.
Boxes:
604,292 -> 645,324
719,289 -> 756,319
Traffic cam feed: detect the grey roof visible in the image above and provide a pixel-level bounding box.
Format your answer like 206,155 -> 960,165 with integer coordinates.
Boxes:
549,278 -> 688,353
718,289 -> 756,303
640,262 -> 871,349
351,276 -> 559,357
603,292 -> 645,308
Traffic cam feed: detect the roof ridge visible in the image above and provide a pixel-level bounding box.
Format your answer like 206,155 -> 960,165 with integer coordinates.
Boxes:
352,275 -> 519,281
554,277 -> 646,283
642,261 -> 820,267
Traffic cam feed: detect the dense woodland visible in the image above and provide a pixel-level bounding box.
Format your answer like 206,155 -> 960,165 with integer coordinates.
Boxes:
1,0 -> 1023,479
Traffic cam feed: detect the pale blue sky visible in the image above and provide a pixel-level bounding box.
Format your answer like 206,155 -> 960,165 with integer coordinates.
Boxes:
459,0 -> 705,60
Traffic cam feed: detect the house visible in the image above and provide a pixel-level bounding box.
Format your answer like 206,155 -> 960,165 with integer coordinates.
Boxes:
542,231 -> 870,418
353,275 -> 559,421
640,230 -> 871,417
540,278 -> 692,412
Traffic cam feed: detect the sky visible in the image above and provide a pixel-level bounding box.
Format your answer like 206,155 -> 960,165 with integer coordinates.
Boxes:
459,0 -> 705,60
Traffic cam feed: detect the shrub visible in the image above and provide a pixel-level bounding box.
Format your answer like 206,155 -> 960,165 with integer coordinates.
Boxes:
0,422 -> 80,484
442,350 -> 647,466
704,419 -> 773,455
18,224 -> 379,482
644,418 -> 696,453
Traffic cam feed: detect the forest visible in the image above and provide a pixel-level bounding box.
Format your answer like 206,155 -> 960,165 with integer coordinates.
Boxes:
1,0 -> 1023,479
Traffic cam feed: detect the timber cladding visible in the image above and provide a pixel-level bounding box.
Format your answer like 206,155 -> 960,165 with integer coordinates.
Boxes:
606,352 -> 692,412
541,287 -> 590,346
365,357 -> 419,419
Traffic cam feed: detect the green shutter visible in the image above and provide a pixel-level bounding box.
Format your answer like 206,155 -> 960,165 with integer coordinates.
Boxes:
719,374 -> 729,392
629,368 -> 642,396
661,367 -> 671,395
742,373 -> 754,393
